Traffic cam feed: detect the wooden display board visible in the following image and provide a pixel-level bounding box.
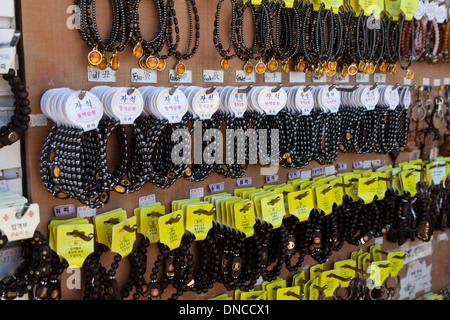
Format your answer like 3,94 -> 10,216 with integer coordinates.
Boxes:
15,0 -> 450,300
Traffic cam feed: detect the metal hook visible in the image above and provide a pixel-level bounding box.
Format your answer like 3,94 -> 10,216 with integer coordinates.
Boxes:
326,273 -> 353,282
268,196 -> 281,205
122,224 -> 138,233
147,211 -> 164,218
342,264 -> 367,275
295,191 -> 310,200
271,83 -> 283,93
79,89 -> 87,101
392,83 -> 400,90
364,178 -> 377,185
370,82 -> 378,90
334,182 -> 354,188
104,218 -> 120,225
240,203 -> 252,213
195,208 -> 216,216
165,214 -> 182,225
169,85 -> 179,95
328,84 -> 337,91
238,84 -> 253,94
127,87 -> 136,95
337,84 -> 360,92
284,291 -> 303,299
206,85 -> 217,95
67,230 -> 94,242
303,84 -> 312,93
321,185 -> 334,194
15,203 -> 30,219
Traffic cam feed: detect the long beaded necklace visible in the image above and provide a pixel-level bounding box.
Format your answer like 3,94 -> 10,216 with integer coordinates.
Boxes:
77,0 -> 128,70
167,0 -> 201,76
128,0 -> 168,71
213,0 -> 238,70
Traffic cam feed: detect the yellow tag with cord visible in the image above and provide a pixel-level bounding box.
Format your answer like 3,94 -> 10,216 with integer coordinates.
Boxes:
185,203 -> 214,241
138,204 -> 165,243
357,176 -> 378,204
286,188 -> 315,222
315,183 -> 335,215
55,223 -> 94,268
93,209 -> 128,249
233,199 -> 256,237
111,216 -> 137,258
260,194 -> 286,228
158,210 -> 185,251
387,251 -> 405,277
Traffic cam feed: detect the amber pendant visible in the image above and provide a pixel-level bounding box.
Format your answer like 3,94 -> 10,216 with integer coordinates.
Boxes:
282,61 -> 290,73
139,56 -> 148,69
358,60 -> 365,72
405,68 -> 415,80
266,58 -> 278,72
348,63 -> 358,76
133,43 -> 144,59
328,61 -> 337,70
255,59 -> 266,74
146,55 -> 159,69
97,55 -> 108,70
391,64 -> 398,75
306,65 -> 313,76
175,60 -> 187,75
296,59 -> 306,72
220,58 -> 230,70
327,68 -> 336,76
88,48 -> 103,66
243,61 -> 254,75
109,54 -> 120,71
380,62 -> 388,74
156,58 -> 166,71
341,65 -> 348,77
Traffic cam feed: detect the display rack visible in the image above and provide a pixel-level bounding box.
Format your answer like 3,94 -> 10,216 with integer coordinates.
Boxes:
13,0 -> 450,300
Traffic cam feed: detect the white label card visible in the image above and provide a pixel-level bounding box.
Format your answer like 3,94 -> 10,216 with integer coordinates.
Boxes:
139,194 -> 156,208
0,204 -> 40,241
169,70 -> 193,83
289,72 -> 306,83
264,72 -> 282,83
77,206 -> 96,218
356,73 -> 370,83
203,70 -> 224,83
111,88 -> 144,124
131,68 -> 158,83
87,66 -> 116,83
190,187 -> 204,199
235,70 -> 256,83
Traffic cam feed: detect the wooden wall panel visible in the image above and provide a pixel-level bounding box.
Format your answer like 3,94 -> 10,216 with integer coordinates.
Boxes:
16,0 -> 450,300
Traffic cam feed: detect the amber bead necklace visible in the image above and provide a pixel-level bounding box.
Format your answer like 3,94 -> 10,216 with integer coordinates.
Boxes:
213,0 -> 238,70
77,0 -> 128,70
128,0 -> 168,71
167,0 -> 200,76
